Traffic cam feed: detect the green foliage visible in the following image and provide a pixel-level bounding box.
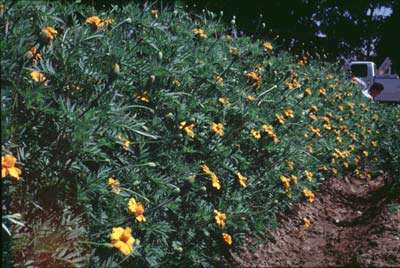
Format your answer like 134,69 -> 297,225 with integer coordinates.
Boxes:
1,1 -> 399,267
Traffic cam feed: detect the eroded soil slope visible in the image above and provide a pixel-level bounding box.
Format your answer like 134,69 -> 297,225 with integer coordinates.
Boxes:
231,175 -> 400,267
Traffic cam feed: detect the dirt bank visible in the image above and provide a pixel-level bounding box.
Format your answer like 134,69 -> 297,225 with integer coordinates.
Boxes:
230,174 -> 400,267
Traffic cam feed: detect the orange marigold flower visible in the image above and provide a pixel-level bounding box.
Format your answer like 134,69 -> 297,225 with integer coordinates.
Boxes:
211,174 -> 221,190
201,164 -> 212,175
214,210 -> 226,228
211,122 -> 224,137
2,154 -> 22,180
304,88 -> 312,96
284,108 -> 294,118
214,75 -> 224,86
25,47 -> 42,65
246,95 -> 256,102
262,41 -> 273,51
128,197 -> 146,222
110,227 -> 135,256
280,175 -> 290,190
229,47 -> 239,56
40,26 -> 57,43
222,233 -> 232,245
244,70 -> 262,88
135,91 -> 150,103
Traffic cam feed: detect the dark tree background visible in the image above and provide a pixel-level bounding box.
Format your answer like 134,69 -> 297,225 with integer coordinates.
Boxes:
77,0 -> 400,72
182,0 -> 399,73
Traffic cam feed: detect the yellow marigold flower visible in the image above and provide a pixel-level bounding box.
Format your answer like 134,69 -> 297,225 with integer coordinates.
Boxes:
286,77 -> 301,90
229,47 -> 239,56
107,177 -> 121,194
2,155 -> 22,180
284,108 -> 294,118
211,122 -> 224,137
135,91 -> 150,103
304,87 -> 312,96
117,134 -> 131,150
304,170 -> 314,181
319,88 -> 326,96
280,175 -> 290,190
236,172 -> 247,188
222,233 -> 232,246
363,150 -> 369,157
309,126 -> 321,137
287,160 -> 294,171
246,95 -> 256,102
303,188 -> 315,203
275,113 -> 285,125
262,124 -> 274,134
250,128 -> 261,140
244,70 -> 262,88
128,197 -> 146,222
214,75 -> 224,86
192,28 -> 207,39
290,175 -> 298,184
303,217 -> 311,228
151,9 -> 159,18
30,70 -> 46,82
179,121 -> 195,138
262,41 -> 273,51
214,210 -> 226,228
218,97 -> 229,106
371,140 -> 378,147
211,174 -> 221,190
40,26 -> 58,43
110,227 -> 135,256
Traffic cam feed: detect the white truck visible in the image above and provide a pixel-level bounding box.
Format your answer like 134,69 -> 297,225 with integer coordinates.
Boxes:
349,58 -> 400,103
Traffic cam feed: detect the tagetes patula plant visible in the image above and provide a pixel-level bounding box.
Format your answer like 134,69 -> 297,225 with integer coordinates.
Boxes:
214,210 -> 226,228
2,154 -> 22,180
211,122 -> 224,137
222,233 -> 232,246
40,26 -> 57,43
128,197 -> 146,222
110,227 -> 135,256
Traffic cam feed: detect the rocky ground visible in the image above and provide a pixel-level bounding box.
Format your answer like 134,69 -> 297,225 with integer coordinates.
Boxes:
230,174 -> 400,267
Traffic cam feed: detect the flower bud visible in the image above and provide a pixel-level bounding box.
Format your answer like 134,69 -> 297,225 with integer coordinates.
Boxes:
113,63 -> 120,76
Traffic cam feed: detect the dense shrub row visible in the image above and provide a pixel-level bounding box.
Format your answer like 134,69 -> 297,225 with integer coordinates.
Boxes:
1,1 -> 399,267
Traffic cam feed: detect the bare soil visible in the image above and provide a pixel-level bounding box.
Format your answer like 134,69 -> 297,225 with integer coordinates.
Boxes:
230,174 -> 400,267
